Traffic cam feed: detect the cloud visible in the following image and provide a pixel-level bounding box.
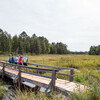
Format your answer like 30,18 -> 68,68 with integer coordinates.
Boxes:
0,0 -> 100,51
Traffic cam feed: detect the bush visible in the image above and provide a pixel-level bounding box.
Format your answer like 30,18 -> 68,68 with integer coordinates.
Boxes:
73,69 -> 100,100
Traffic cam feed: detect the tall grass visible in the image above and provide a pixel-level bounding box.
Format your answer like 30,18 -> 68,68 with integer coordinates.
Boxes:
1,54 -> 100,69
1,55 -> 100,100
73,69 -> 100,100
0,79 -> 6,99
14,89 -> 66,100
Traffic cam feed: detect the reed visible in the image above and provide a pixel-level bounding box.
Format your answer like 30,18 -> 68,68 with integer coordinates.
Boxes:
1,54 -> 100,100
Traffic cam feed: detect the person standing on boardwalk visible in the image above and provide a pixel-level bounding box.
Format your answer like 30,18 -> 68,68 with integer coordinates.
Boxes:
14,56 -> 19,68
9,54 -> 12,63
11,55 -> 14,64
23,55 -> 28,66
15,56 -> 19,64
19,56 -> 23,65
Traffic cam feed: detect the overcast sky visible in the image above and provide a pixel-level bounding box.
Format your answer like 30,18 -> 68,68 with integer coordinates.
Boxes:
0,0 -> 100,51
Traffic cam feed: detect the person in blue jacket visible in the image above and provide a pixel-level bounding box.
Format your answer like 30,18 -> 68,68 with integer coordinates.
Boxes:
11,55 -> 14,64
9,54 -> 12,63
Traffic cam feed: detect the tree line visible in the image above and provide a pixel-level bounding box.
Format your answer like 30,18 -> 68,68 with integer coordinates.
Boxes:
70,51 -> 88,55
89,45 -> 100,55
0,28 -> 69,55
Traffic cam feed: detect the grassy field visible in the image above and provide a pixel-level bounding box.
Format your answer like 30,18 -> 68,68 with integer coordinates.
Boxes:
1,54 -> 100,69
0,54 -> 100,100
1,54 -> 100,81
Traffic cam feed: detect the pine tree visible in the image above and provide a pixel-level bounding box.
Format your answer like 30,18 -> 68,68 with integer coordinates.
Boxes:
12,35 -> 18,52
35,38 -> 41,54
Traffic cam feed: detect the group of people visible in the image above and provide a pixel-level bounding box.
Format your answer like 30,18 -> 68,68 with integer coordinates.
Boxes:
9,55 -> 28,66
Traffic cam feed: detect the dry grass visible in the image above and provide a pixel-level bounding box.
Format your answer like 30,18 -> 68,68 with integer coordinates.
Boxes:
1,54 -> 100,100
1,54 -> 100,70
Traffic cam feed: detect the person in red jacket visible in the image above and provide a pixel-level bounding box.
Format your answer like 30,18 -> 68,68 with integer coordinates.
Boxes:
19,56 -> 23,65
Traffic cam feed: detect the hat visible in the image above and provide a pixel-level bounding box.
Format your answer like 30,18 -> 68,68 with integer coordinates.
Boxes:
20,56 -> 23,58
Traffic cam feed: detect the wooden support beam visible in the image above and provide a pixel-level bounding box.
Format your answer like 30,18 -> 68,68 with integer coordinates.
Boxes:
51,70 -> 56,90
45,70 -> 56,94
18,66 -> 21,86
22,82 -> 36,88
70,69 -> 74,81
2,63 -> 5,78
36,65 -> 38,73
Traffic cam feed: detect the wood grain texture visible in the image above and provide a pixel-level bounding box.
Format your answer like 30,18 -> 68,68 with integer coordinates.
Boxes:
0,66 -> 86,92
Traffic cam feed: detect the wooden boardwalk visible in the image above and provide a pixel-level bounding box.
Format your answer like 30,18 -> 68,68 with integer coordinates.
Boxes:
0,64 -> 86,93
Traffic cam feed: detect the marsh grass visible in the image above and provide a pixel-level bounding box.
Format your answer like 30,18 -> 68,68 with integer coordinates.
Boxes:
14,89 -> 67,100
73,68 -> 100,100
0,79 -> 7,99
1,55 -> 100,100
1,54 -> 100,69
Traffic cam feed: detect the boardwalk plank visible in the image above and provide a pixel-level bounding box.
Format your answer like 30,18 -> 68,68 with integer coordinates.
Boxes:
22,82 -> 36,88
0,66 -> 86,93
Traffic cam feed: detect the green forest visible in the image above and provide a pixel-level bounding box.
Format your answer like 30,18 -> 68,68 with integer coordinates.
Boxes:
0,28 -> 100,55
89,45 -> 100,55
0,28 -> 69,55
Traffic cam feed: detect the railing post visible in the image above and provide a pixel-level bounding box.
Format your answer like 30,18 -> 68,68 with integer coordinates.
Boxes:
70,69 -> 74,81
2,63 -> 5,79
36,65 -> 38,73
51,70 -> 56,90
18,65 -> 21,86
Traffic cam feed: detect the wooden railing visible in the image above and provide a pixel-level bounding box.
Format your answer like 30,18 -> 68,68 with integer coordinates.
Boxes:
0,62 -> 59,90
0,59 -> 74,81
28,63 -> 74,81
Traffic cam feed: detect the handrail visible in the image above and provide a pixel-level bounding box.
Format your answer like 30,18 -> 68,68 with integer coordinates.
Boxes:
0,59 -> 74,81
0,59 -> 74,70
0,62 -> 59,72
28,63 -> 74,70
0,61 -> 59,89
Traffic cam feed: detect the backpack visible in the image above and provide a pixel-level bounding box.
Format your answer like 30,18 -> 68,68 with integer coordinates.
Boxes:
9,57 -> 11,62
23,57 -> 27,63
19,58 -> 22,64
15,57 -> 18,63
11,57 -> 14,63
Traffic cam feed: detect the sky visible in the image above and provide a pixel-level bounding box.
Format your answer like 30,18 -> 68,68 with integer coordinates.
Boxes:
0,0 -> 100,51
